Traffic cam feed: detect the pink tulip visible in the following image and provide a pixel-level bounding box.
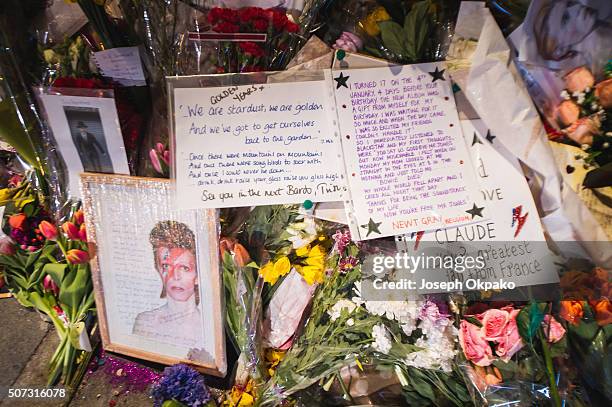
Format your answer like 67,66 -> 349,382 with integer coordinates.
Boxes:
66,249 -> 89,264
162,150 -> 170,166
62,222 -> 80,241
39,221 -> 58,241
149,149 -> 163,174
0,236 -> 16,255
43,274 -> 60,296
155,142 -> 165,155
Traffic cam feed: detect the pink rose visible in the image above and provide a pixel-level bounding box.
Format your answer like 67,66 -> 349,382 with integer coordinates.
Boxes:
333,31 -> 363,53
564,67 -> 595,93
495,309 -> 523,362
556,100 -> 580,127
459,320 -> 495,366
565,115 -> 600,146
595,78 -> 612,109
542,314 -> 566,343
481,308 -> 510,341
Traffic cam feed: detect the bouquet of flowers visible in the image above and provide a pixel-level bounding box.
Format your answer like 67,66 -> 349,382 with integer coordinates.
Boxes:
0,191 -> 95,387
553,63 -> 612,188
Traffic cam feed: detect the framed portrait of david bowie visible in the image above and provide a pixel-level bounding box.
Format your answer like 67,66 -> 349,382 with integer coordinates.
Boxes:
80,173 -> 226,376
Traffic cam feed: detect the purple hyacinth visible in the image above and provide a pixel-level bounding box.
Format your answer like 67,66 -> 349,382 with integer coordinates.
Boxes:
151,364 -> 212,407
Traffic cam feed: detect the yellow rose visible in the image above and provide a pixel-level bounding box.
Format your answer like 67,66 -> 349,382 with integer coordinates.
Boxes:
43,49 -> 59,64
361,7 -> 391,37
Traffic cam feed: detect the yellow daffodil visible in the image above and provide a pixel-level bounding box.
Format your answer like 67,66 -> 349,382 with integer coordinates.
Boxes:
259,261 -> 277,284
259,257 -> 291,285
301,265 -> 324,285
265,348 -> 286,376
360,6 -> 391,36
273,256 -> 291,277
295,245 -> 310,257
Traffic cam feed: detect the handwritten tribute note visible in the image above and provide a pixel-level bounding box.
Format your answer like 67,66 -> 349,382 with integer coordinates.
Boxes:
333,63 -> 482,240
173,72 -> 344,209
394,119 -> 559,292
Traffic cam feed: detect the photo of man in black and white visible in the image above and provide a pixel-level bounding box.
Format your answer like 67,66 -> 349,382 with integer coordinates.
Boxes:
64,107 -> 114,173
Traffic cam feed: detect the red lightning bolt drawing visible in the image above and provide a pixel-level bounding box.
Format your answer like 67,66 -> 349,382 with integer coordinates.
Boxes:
412,230 -> 425,250
511,205 -> 528,238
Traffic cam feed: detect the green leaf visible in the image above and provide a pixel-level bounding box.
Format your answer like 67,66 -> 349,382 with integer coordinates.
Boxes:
378,20 -> 407,56
0,97 -> 39,168
43,263 -> 68,287
465,316 -> 482,327
59,265 -> 91,318
403,0 -> 432,61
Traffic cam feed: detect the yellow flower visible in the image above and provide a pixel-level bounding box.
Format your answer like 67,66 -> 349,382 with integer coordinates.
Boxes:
265,348 -> 286,376
295,245 -> 310,257
259,257 -> 291,285
308,244 -> 326,259
273,256 -> 291,278
238,393 -> 254,406
259,262 -> 278,285
43,49 -> 59,64
301,265 -> 324,285
361,7 -> 391,36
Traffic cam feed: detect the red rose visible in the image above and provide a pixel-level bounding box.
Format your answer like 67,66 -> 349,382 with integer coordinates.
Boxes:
253,19 -> 269,32
221,8 -> 239,23
285,21 -> 299,33
239,42 -> 264,58
271,11 -> 288,31
213,22 -> 239,33
207,7 -> 224,24
239,7 -> 260,23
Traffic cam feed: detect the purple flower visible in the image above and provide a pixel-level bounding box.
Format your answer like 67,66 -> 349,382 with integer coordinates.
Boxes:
151,364 -> 211,407
338,256 -> 358,273
332,229 -> 352,254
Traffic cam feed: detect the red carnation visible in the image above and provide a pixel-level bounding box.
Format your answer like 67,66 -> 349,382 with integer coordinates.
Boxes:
239,42 -> 265,58
213,22 -> 239,33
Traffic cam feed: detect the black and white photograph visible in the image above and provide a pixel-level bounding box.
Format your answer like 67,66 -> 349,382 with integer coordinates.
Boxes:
36,89 -> 129,198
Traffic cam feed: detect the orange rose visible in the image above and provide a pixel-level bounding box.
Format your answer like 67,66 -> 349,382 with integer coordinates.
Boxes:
474,365 -> 503,387
556,100 -> 580,127
560,300 -> 584,325
591,299 -> 612,326
595,78 -> 612,109
564,66 -> 595,93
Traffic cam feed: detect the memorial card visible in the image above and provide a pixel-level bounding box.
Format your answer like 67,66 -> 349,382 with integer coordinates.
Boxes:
81,174 -> 226,376
170,71 -> 344,209
333,62 -> 482,240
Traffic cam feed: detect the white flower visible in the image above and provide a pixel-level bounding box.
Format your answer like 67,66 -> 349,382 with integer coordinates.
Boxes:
603,142 -> 610,148
591,102 -> 599,110
403,324 -> 458,372
577,95 -> 586,105
347,318 -> 354,327
328,299 -> 357,321
560,90 -> 570,100
371,324 -> 393,354
572,90 -> 582,98
581,144 -> 590,151
585,87 -> 591,93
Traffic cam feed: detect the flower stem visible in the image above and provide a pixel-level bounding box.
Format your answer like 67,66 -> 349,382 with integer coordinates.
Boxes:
539,330 -> 561,407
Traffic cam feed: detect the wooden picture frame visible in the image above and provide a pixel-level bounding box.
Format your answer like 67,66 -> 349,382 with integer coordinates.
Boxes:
80,173 -> 226,376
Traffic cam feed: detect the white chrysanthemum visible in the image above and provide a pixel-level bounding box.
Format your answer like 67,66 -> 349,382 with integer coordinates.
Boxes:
403,324 -> 458,372
328,299 -> 357,321
371,324 -> 393,354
